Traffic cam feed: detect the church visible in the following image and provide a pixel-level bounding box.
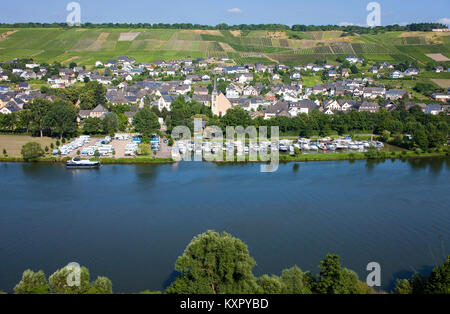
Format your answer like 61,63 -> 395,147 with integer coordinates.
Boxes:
211,77 -> 232,117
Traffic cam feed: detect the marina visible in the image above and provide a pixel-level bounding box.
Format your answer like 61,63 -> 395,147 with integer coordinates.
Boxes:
172,137 -> 385,159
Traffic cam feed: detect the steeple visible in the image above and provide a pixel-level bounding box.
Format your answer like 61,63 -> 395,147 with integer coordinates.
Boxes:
212,75 -> 218,95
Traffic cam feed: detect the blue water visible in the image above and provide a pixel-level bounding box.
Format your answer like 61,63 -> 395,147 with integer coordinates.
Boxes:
0,158 -> 449,293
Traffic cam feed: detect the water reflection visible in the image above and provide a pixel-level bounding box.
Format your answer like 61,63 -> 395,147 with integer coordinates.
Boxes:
292,163 -> 300,173
407,157 -> 448,174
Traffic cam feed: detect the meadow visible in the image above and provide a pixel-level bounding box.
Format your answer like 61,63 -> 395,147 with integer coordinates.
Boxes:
0,28 -> 449,67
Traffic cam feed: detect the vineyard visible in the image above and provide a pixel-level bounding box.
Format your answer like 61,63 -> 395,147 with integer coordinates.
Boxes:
0,28 -> 448,66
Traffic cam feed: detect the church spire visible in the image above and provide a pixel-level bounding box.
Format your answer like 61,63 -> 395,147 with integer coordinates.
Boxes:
212,75 -> 218,95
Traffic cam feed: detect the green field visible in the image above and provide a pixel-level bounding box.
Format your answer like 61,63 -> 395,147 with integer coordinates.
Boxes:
0,28 -> 449,66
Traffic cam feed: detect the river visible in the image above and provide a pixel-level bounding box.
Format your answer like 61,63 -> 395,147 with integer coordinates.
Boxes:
0,157 -> 449,293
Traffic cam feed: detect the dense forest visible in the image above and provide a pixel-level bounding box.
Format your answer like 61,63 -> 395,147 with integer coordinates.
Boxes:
6,231 -> 450,294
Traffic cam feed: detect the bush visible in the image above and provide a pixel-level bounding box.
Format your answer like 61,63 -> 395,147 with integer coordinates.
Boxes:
2,148 -> 7,157
21,142 -> 44,161
414,148 -> 423,154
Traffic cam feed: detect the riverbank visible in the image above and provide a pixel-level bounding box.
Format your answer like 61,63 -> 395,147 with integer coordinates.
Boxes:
0,156 -> 175,164
0,150 -> 448,164
211,150 -> 449,164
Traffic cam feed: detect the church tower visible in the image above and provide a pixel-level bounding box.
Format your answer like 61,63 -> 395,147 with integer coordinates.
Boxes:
211,76 -> 231,117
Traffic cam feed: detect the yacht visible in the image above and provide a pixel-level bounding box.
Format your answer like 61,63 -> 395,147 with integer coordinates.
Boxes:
66,158 -> 100,169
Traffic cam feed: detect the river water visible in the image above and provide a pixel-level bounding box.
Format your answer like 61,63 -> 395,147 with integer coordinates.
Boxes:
0,158 -> 449,292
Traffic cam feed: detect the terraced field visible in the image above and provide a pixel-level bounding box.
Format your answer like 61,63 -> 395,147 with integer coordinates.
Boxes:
0,28 -> 449,66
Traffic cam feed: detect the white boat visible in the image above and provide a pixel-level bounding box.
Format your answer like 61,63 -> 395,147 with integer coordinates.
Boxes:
66,158 -> 100,169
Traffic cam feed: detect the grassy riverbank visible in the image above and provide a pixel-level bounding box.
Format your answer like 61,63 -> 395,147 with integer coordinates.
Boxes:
0,149 -> 447,164
0,156 -> 174,164
211,150 -> 449,163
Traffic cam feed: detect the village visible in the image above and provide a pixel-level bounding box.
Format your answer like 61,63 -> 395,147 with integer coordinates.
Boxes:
1,54 -> 449,119
0,53 -> 449,161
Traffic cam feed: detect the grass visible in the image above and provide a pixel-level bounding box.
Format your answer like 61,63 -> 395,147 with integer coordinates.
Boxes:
0,135 -> 56,157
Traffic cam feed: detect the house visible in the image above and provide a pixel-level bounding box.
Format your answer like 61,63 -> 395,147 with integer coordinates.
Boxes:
404,68 -> 419,76
243,85 -> 259,97
105,60 -> 117,67
357,101 -> 379,113
25,63 -> 40,69
386,89 -> 406,100
0,101 -> 21,114
20,70 -> 37,80
345,55 -> 359,64
290,72 -> 301,80
192,94 -> 211,106
341,68 -> 349,78
175,84 -> 191,95
95,61 -> 104,67
338,99 -> 357,111
435,66 -> 444,73
323,99 -> 341,111
226,85 -> 241,99
263,102 -> 289,119
426,104 -> 443,115
432,93 -> 450,102
0,72 -> 9,81
157,94 -> 175,111
390,71 -> 404,79
90,104 -> 109,119
194,87 -> 209,96
18,82 -> 30,90
237,73 -> 253,84
288,100 -> 318,116
368,66 -> 378,74
328,70 -> 338,78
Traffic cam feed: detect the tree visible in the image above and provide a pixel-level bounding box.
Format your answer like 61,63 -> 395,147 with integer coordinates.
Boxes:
103,112 -> 119,135
21,142 -> 43,161
424,256 -> 450,294
14,270 -> 50,294
280,266 -> 312,294
394,279 -> 413,294
48,265 -> 91,294
44,101 -> 77,139
313,254 -> 372,294
132,108 -> 160,138
87,276 -> 113,294
166,230 -> 258,294
83,117 -> 104,134
28,98 -> 51,137
220,107 -> 252,127
256,275 -> 282,294
414,128 -> 429,150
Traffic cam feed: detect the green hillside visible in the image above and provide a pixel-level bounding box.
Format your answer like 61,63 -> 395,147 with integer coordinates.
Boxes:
0,28 -> 449,66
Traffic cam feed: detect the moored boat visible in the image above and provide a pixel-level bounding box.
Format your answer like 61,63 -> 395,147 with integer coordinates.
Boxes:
66,158 -> 101,169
